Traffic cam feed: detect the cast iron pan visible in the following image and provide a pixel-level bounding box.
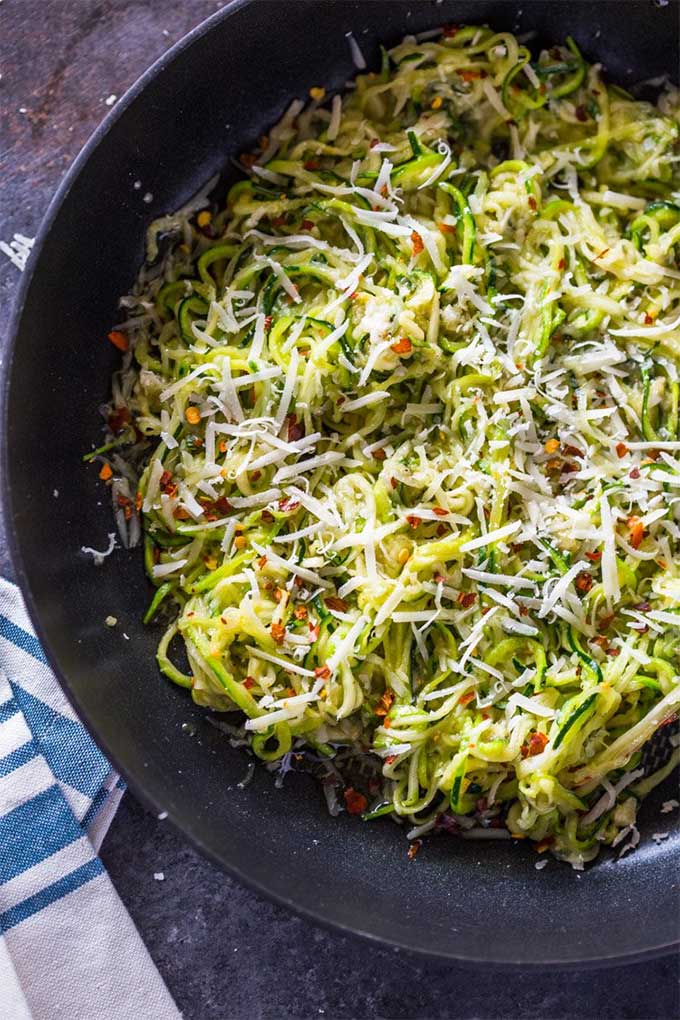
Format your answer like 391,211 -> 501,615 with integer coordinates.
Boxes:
3,0 -> 680,966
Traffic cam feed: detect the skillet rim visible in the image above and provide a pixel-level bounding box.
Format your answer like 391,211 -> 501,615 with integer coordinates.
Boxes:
2,0 -> 678,969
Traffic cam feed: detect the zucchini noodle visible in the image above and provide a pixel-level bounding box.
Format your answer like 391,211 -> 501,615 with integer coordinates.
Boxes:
100,26 -> 680,867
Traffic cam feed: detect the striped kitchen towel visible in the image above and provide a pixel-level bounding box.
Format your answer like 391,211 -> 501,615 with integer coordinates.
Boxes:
0,578 -> 181,1020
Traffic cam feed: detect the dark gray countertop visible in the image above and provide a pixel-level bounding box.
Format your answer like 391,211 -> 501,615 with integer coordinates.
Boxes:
1,3 -> 679,1018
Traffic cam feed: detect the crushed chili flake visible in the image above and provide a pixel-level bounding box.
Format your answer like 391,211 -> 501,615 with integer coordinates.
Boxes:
303,159 -> 320,170
606,647 -> 621,657
585,550 -> 602,562
373,447 -> 387,461
385,754 -> 397,765
325,596 -> 348,613
108,406 -> 130,433
615,442 -> 629,458
243,676 -> 255,689
314,664 -> 331,680
575,572 -> 593,594
594,247 -> 610,260
411,230 -> 424,255
627,515 -> 645,549
390,336 -> 413,355
390,477 -> 398,489
263,315 -> 273,330
172,506 -> 191,521
135,491 -> 143,512
442,23 -> 459,37
278,497 -> 300,513
271,621 -> 286,643
286,414 -> 304,442
257,555 -> 268,569
459,691 -> 475,706
294,605 -> 308,620
558,258 -> 566,270
98,463 -> 113,481
522,732 -> 549,758
343,788 -> 367,815
406,515 -> 421,529
408,839 -> 422,860
575,105 -> 588,122
375,689 -> 394,717
528,195 -> 537,211
107,330 -> 128,352
438,222 -> 456,234
644,312 -> 655,325
436,523 -> 448,536
629,467 -> 641,480
433,506 -> 448,517
457,591 -> 477,609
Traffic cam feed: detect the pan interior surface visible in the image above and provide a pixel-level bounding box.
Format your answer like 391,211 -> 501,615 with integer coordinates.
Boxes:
4,0 -> 679,965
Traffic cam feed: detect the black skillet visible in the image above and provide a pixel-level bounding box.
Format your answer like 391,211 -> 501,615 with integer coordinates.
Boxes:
3,0 -> 679,966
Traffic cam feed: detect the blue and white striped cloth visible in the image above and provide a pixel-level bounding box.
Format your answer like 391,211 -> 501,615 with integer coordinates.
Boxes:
0,578 -> 180,1020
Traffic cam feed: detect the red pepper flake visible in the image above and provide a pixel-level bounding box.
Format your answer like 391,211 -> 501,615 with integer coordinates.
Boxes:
606,647 -> 621,657
343,788 -> 367,815
591,634 -> 609,650
438,222 -> 456,234
375,689 -> 394,717
278,496 -> 300,513
528,195 -> 537,212
135,491 -> 143,512
407,839 -> 422,860
301,219 -> 314,231
390,477 -> 398,490
433,506 -> 448,517
434,573 -> 446,583
558,258 -> 566,270
457,591 -> 477,609
250,470 -> 262,482
575,105 -> 588,122
660,714 -> 678,727
264,315 -> 273,330
615,442 -> 629,458
594,247 -> 610,260
172,506 -> 191,521
459,691 -> 475,706
294,605 -> 308,620
534,836 -> 555,854
406,515 -> 421,529
383,717 -> 392,729
325,596 -> 349,613
308,622 -> 320,640
442,24 -> 459,37
271,214 -> 286,227
373,447 -> 387,461
314,664 -> 331,680
575,572 -> 593,594
459,69 -> 482,82
304,159 -> 320,171
271,622 -> 286,644
411,230 -> 424,255
522,732 -> 549,758
243,676 -> 255,690
257,555 -> 268,569
436,523 -> 448,536
369,138 -> 380,148
519,605 -> 529,617
107,330 -> 128,352
286,414 -> 304,442
240,152 -> 257,169
98,463 -> 113,482
586,550 -> 602,563
108,406 -> 130,434
644,313 -> 655,325
629,467 -> 641,480
385,754 -> 397,765
627,515 -> 645,549
390,336 -> 413,356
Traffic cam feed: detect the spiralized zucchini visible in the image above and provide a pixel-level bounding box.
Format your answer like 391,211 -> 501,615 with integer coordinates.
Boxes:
101,26 -> 680,867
